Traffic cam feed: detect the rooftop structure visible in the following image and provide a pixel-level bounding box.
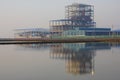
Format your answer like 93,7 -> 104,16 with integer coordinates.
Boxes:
14,28 -> 50,38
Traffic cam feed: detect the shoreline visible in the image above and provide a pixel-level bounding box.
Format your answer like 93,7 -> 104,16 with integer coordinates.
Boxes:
0,37 -> 120,44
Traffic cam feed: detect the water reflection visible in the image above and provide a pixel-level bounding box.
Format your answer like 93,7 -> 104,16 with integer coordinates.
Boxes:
16,44 -> 50,50
16,42 -> 120,75
50,43 -> 95,75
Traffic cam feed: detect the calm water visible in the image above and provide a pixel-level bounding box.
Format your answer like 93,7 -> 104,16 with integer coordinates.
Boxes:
0,42 -> 120,80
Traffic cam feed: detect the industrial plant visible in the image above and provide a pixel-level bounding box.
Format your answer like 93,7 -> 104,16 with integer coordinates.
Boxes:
15,3 -> 120,39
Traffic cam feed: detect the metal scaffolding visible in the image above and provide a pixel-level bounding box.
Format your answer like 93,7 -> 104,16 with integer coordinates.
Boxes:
50,3 -> 96,37
65,3 -> 95,27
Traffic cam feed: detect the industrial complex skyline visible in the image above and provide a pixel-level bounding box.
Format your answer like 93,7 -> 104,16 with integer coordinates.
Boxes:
0,0 -> 120,37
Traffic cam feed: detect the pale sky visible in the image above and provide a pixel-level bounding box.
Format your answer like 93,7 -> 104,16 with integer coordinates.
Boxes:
0,0 -> 120,37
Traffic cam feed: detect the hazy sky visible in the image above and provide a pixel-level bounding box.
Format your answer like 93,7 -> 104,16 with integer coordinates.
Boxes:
0,0 -> 120,37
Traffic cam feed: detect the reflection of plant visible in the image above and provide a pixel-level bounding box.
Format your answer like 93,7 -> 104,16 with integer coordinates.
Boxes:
50,43 -> 95,75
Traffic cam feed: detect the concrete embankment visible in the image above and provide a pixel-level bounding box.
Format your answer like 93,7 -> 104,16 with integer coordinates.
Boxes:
0,37 -> 120,44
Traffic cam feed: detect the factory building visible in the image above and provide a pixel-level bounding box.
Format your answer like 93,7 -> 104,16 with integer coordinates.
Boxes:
50,3 -> 96,37
14,28 -> 50,38
50,3 -> 120,38
14,3 -> 120,39
62,27 -> 111,37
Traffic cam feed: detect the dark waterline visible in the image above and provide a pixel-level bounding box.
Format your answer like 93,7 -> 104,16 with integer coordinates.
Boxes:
1,37 -> 120,44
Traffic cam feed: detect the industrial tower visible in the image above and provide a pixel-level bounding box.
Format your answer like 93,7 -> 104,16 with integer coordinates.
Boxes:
50,3 -> 96,36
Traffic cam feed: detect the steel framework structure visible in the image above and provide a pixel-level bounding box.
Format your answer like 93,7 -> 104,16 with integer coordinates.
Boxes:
50,3 -> 96,36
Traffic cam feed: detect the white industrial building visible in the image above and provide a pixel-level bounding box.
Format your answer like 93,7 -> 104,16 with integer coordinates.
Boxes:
14,28 -> 50,38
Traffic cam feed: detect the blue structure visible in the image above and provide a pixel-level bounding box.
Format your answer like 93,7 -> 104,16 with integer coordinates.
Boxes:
62,27 -> 111,37
80,27 -> 111,36
111,30 -> 120,36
